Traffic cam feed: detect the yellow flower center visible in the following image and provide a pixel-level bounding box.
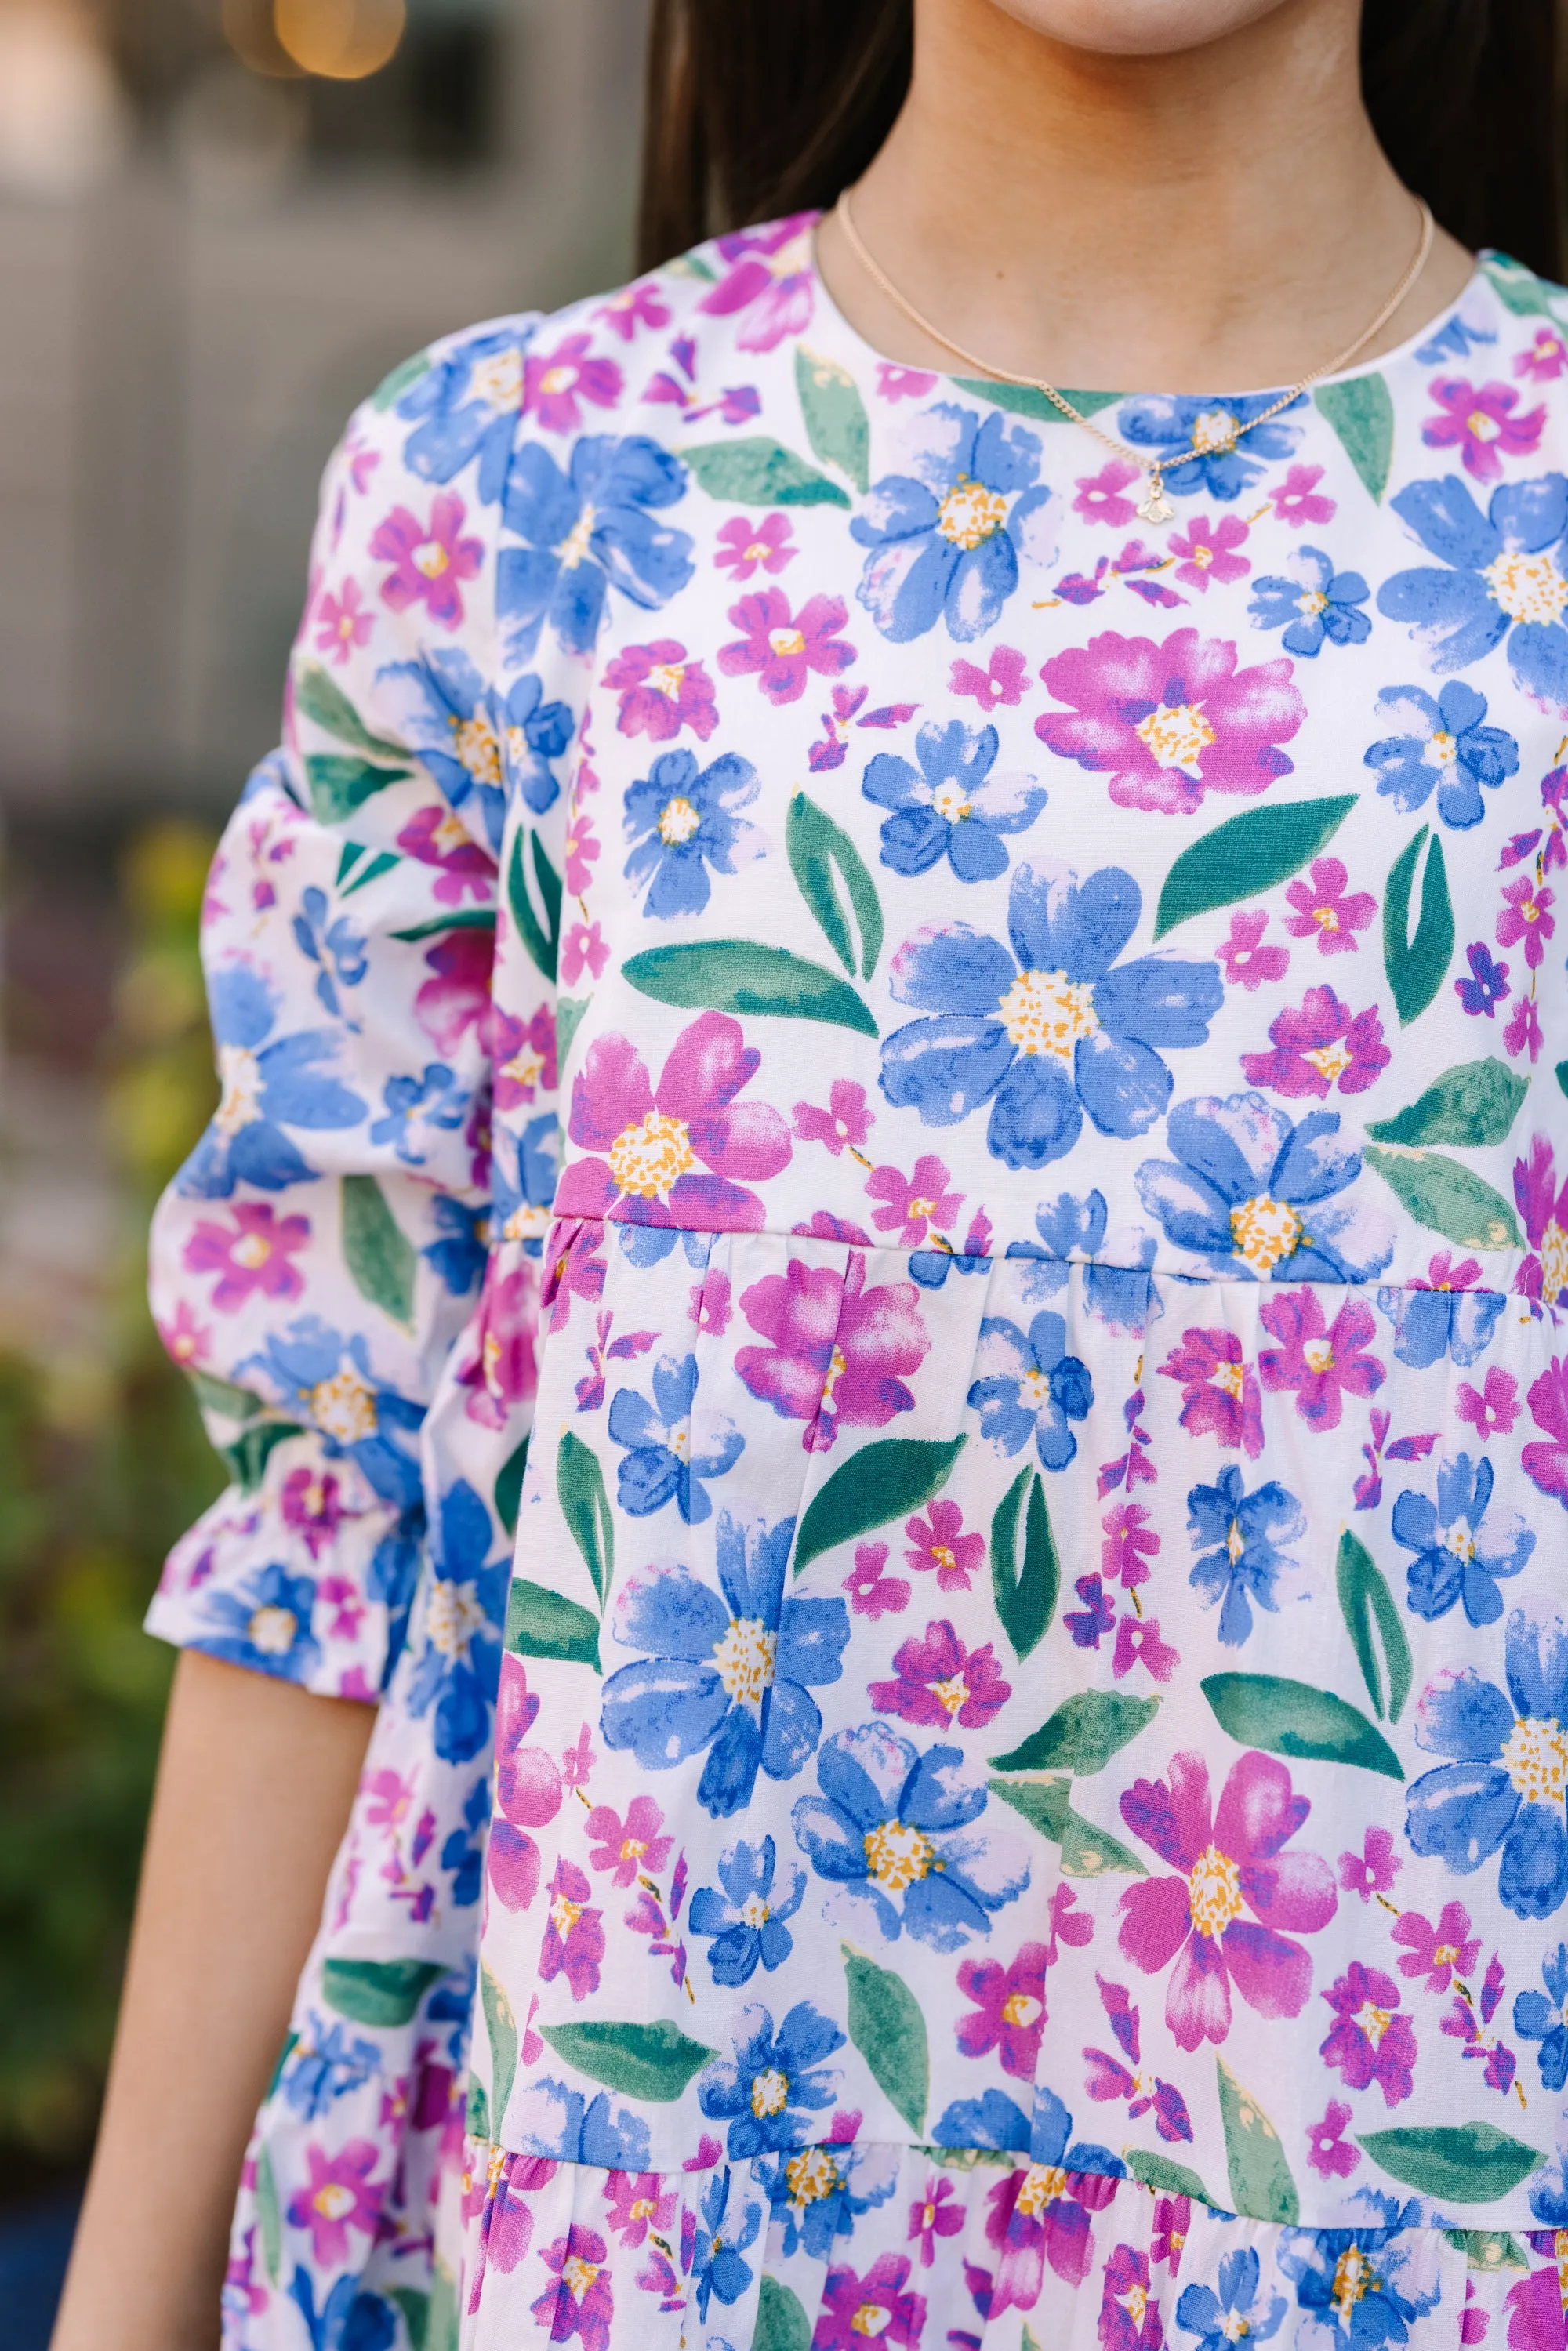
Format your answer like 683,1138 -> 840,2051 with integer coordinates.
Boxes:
1190,408 -> 1240,454
426,1579 -> 487,1660
658,795 -> 702,845
1332,2246 -> 1377,2324
556,503 -> 597,569
931,781 -> 971,823
550,1892 -> 583,1936
1423,728 -> 1458,771
1467,408 -> 1502,443
932,1671 -> 971,1719
248,1603 -> 298,1654
1433,1943 -> 1460,1968
1504,1715 -> 1568,1805
931,1544 -> 957,1573
1135,701 -> 1217,770
1001,1990 -> 1042,2028
1122,2286 -> 1149,2327
936,477 -> 1009,550
785,2146 -> 842,2204
1355,2000 -> 1393,2050
646,662 -> 685,700
503,1203 -> 551,1244
1014,2164 -> 1069,2217
561,2256 -> 600,2302
1215,1360 -> 1247,1401
1304,1039 -> 1354,1083
216,1043 -> 264,1136
310,1366 -> 379,1443
1188,1841 -> 1244,1939
998,967 -> 1100,1059
1297,587 -> 1329,618
1446,1522 -> 1477,1562
1302,1337 -> 1335,1374
750,2066 -> 790,2118
503,1044 -> 546,1094
712,1616 -> 777,1705
1484,547 -> 1568,626
452,715 -> 502,785
851,2304 -> 892,2338
233,1229 -> 273,1268
1542,1218 -> 1568,1308
907,1195 -> 938,1223
740,1893 -> 771,1928
471,350 -> 522,412
1229,1192 -> 1304,1275
768,626 -> 806,657
412,539 -> 450,579
539,364 -> 578,397
608,1109 -> 696,1199
619,1836 -> 646,1861
1221,2317 -> 1251,2345
1189,543 -> 1214,569
630,2195 -> 657,2221
864,1818 -> 936,1893
1225,1518 -> 1246,1566
314,2180 -> 357,2221
1020,1367 -> 1055,1413
818,1341 -> 848,1418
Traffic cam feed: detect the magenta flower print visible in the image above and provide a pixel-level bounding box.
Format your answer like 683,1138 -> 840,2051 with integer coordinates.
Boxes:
1272,463 -> 1336,528
879,363 -> 938,401
1116,1747 -> 1337,2050
1100,2242 -> 1164,2351
281,1465 -> 359,1560
908,2175 -> 964,2267
1114,1615 -> 1179,1682
489,1656 -> 564,1913
717,586 -> 855,704
956,1942 -> 1050,2077
602,2169 -> 677,2248
563,810 -> 600,898
1513,1137 -> 1568,1315
583,1794 -> 673,1888
1102,1501 -> 1159,1591
601,640 -> 718,742
1392,1901 -> 1480,1993
1457,1366 -> 1522,1441
286,2139 -> 383,2266
1036,627 -> 1305,815
870,1619 -> 1012,1731
1258,1287 -> 1385,1431
557,1012 -> 791,1232
1338,1826 -> 1402,1904
1319,1960 -> 1417,2106
699,214 -> 816,350
523,332 -> 622,434
314,576 -> 373,665
1241,986 -> 1390,1100
1524,1356 -> 1568,1507
978,2140 -> 1120,2306
183,1203 -> 310,1311
1283,857 -> 1376,954
844,1539 -> 911,1619
593,278 -> 670,339
1216,908 -> 1289,991
691,1264 -> 732,1339
951,645 -> 1029,710
1304,2099 -> 1360,2181
1073,461 -> 1142,528
713,513 -> 796,581
906,1498 -> 985,1592
532,2222 -> 615,2350
1168,513 -> 1250,593
736,1252 -> 929,1451
815,2253 -> 927,2351
794,1079 -> 874,1158
866,1156 -> 964,1246
561,920 -> 609,986
416,926 -> 494,1054
538,1856 -> 605,2001
156,1299 -> 210,1367
456,1258 -> 541,1430
1422,377 -> 1546,484
396,804 -> 495,905
1498,873 -> 1555,967
493,1004 -> 557,1116
1518,327 -> 1568,381
1157,1327 -> 1264,1457
370,491 -> 483,629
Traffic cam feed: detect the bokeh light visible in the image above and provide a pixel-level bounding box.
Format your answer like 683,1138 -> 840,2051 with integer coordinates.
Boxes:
272,0 -> 406,81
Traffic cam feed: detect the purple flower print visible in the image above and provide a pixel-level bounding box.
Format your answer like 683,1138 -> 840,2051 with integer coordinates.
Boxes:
956,1943 -> 1052,2077
471,2153 -> 557,2302
1518,326 -> 1568,381
523,332 -> 622,434
870,1620 -> 1012,1731
736,1252 -> 930,1451
1273,463 -> 1336,528
905,1499 -> 984,1591
975,2128 -> 1121,2307
1457,941 -> 1512,1016
1499,873 -> 1555,966
557,1012 -> 791,1231
879,363 -> 938,401
414,927 -> 493,1054
1504,2266 -> 1566,2351
370,491 -> 484,629
1305,2100 -> 1360,2181
1508,992 -> 1545,1065
183,1203 -> 310,1311
1241,986 -> 1390,1100
602,2168 -> 677,2248
908,2174 -> 965,2266
1319,1960 -> 1417,2106
314,576 -> 372,665
1258,1287 -> 1385,1431
866,1156 -> 964,1246
280,1464 -> 358,1559
699,214 -> 816,351
583,1794 -> 673,1889
1036,627 -> 1305,815
539,1856 -> 605,2001
717,586 -> 855,703
1117,1747 -> 1337,2050
395,804 -> 495,906
286,2139 -> 383,2266
1338,1826 -> 1403,1904
1515,1137 -> 1568,1315
1168,513 -> 1250,593
713,513 -> 796,580
601,639 -> 718,742
1074,460 -> 1142,528
1101,2244 -> 1165,2351
1065,1575 -> 1116,1649
489,1656 -> 564,1913
1157,1327 -> 1264,1457
844,1540 -> 911,1619
1102,1500 -> 1159,1591
951,645 -> 1030,710
593,278 -> 670,339
815,2253 -> 927,2351
456,1258 -> 540,1431
794,1079 -> 875,1157
1216,908 -> 1290,990
532,2222 -> 615,2350
1457,1366 -> 1522,1441
1283,856 -> 1376,953
1392,1900 -> 1479,1993
492,1004 -> 557,1116
1423,378 -> 1546,483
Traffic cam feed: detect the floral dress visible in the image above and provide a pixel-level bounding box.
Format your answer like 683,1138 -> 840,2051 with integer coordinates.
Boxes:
148,216 -> 1568,2351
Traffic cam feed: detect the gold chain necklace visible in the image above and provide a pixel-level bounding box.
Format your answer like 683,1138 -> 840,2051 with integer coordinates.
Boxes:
835,189 -> 1436,524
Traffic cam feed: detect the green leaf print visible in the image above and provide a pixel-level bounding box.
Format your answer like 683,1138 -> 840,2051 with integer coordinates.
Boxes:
495,1432 -> 530,1536
1200,1673 -> 1405,1778
370,348 -> 431,409
295,661 -> 412,760
623,940 -> 879,1036
1557,1059 -> 1568,1102
1336,1529 -> 1412,1724
989,1690 -> 1159,1777
504,1578 -> 601,1671
989,1467 -> 1058,1661
1357,2122 -> 1546,2203
1313,376 -> 1395,502
305,753 -> 411,825
556,995 -> 590,1073
341,1173 -> 417,1329
795,346 -> 871,493
482,1963 -> 520,2128
390,908 -> 496,945
950,379 -> 1122,425
187,1367 -> 265,1423
255,2142 -> 284,2283
754,2277 -> 814,2351
508,825 -> 561,982
843,1944 -> 928,2135
426,2259 -> 461,2351
1443,2231 -> 1530,2273
1152,796 -> 1357,938
223,1420 -> 307,1493
538,2019 -> 717,2102
681,437 -> 851,508
1483,253 -> 1566,319
321,1957 -> 448,2027
557,1430 -> 614,1605
985,1776 -> 1149,1877
1384,825 -> 1454,1025
466,2073 -> 490,2139
1366,1058 -> 1528,1148
1122,2149 -> 1219,2208
793,1435 -> 968,1575
1363,1147 -> 1523,1252
787,791 -> 884,980
390,2288 -> 432,2351
336,840 -> 401,898
1217,2056 -> 1300,2224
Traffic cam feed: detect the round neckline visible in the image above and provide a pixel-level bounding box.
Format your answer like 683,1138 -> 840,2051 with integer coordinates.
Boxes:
804,212 -> 1494,408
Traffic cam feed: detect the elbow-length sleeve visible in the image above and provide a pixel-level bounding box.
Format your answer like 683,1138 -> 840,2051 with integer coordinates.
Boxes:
145,314 -> 568,1703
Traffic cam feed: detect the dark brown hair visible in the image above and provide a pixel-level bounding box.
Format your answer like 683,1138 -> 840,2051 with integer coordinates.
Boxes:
637,0 -> 1561,280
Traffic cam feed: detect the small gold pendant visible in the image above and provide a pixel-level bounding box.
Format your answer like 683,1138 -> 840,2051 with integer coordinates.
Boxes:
1137,472 -> 1175,525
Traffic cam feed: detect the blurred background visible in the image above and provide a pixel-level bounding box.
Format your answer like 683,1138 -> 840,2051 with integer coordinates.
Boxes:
0,0 -> 646,2330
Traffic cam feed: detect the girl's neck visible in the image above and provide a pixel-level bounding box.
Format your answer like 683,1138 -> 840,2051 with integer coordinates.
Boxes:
816,0 -> 1475,396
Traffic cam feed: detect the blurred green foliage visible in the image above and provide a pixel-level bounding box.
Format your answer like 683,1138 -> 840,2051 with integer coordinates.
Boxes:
0,821 -> 225,2172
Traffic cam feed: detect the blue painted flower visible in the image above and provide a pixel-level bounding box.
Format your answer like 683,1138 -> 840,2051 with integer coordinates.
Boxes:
369,1061 -> 469,1166
1515,1943 -> 1568,2091
1186,1463 -> 1305,1645
194,1559 -> 321,1681
1277,2202 -> 1439,2349
1455,942 -> 1512,1017
927,2085 -> 1031,2153
440,1774 -> 492,1905
405,1479 -> 509,1764
510,2076 -> 652,2170
757,2142 -> 900,2260
623,746 -> 760,919
690,2167 -> 763,2320
1376,1269 -> 1504,1367
1393,1453 -> 1534,1627
601,1511 -> 848,1818
689,1835 -> 806,1983
278,2015 -> 380,2120
1406,1608 -> 1568,1919
931,2082 -> 1121,2174
1004,1189 -> 1156,1332
862,719 -> 1047,883
242,1318 -> 425,1506
607,1352 -> 744,1522
851,402 -> 1059,644
1118,390 -> 1305,502
397,324 -> 531,502
968,1309 -> 1094,1471
499,434 -> 694,661
292,887 -> 368,1021
1417,308 -> 1497,365
1364,680 -> 1520,831
1248,546 -> 1370,655
176,967 -> 365,1199
492,1112 -> 559,1254
1176,2248 -> 1287,2351
1378,473 -> 1568,705
791,1720 -> 1029,1949
880,858 -> 1222,1170
423,1195 -> 487,1294
697,2000 -> 845,2158
378,648 -> 573,840
1135,1092 -> 1392,1282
